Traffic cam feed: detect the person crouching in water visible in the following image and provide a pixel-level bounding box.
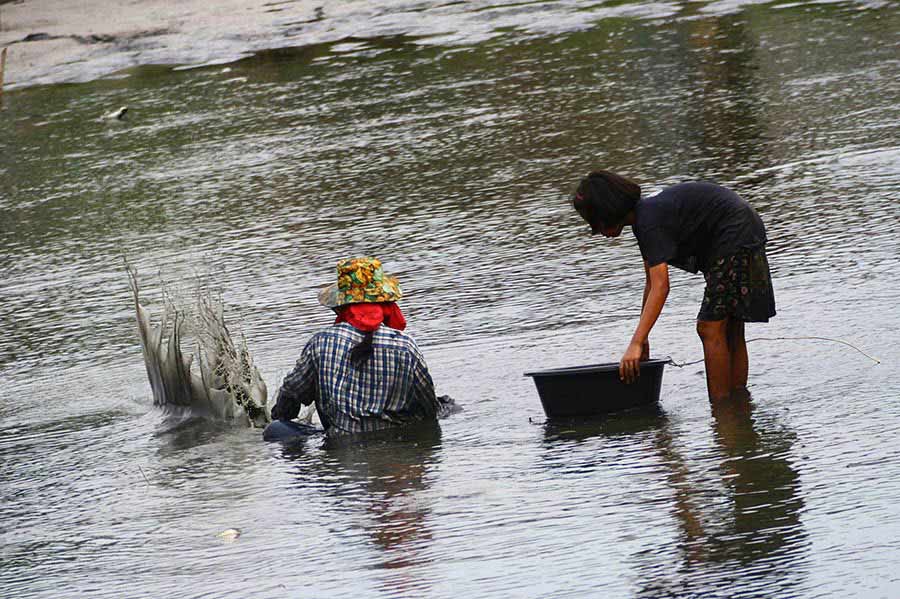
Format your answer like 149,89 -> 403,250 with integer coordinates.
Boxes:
572,171 -> 776,402
271,257 -> 444,435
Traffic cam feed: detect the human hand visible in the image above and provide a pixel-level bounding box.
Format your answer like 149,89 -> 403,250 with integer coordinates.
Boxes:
641,340 -> 650,361
620,341 -> 644,384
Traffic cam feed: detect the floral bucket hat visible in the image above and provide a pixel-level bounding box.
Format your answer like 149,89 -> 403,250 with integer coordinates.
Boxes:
317,256 -> 403,309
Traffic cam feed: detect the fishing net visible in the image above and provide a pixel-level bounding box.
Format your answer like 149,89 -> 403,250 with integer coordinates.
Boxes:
127,264 -> 270,428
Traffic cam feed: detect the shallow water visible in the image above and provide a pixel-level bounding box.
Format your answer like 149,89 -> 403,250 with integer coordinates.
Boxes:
2,1 -> 900,597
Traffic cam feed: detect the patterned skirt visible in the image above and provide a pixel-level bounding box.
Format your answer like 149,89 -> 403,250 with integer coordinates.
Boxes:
698,247 -> 776,322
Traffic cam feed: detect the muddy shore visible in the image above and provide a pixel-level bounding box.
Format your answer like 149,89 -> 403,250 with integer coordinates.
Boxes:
0,0 -> 689,91
0,0 -> 390,89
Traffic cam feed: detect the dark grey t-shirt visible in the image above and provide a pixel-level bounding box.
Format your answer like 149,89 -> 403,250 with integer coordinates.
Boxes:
633,182 -> 767,273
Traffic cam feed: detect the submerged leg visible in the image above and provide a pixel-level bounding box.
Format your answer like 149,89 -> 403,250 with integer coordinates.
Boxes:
697,319 -> 732,402
727,319 -> 749,393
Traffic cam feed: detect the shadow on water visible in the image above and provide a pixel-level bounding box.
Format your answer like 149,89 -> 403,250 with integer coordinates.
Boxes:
277,423 -> 443,591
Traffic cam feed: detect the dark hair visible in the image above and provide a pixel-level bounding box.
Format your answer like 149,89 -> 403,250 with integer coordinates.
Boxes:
350,331 -> 375,367
573,170 -> 641,225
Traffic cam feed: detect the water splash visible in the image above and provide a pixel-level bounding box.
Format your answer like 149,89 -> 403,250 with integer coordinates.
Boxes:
126,264 -> 270,428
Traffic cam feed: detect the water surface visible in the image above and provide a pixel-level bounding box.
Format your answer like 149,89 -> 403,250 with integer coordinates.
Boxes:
2,1 -> 899,597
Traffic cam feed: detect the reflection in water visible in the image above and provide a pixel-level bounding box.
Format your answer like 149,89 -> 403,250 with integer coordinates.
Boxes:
154,418 -> 232,453
708,397 -> 805,563
679,10 -> 768,184
645,396 -> 806,597
1,0 -> 898,596
542,404 -> 669,444
541,399 -> 806,597
278,425 -> 442,596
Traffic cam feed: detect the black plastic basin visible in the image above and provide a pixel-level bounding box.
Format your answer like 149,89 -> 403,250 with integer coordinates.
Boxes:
524,359 -> 667,418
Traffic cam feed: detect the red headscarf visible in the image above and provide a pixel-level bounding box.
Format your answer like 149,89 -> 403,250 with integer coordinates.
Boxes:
335,302 -> 407,332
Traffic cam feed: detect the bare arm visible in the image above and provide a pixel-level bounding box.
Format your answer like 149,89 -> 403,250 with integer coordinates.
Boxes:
641,261 -> 651,310
621,261 -> 669,383
640,261 -> 652,359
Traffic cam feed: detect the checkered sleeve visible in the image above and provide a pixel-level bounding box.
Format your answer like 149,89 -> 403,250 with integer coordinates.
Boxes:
271,339 -> 318,420
410,343 -> 440,419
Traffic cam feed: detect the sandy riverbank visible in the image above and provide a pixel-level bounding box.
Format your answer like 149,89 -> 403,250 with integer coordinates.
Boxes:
9,0 -> 883,91
0,0 -> 694,91
0,0 -> 393,90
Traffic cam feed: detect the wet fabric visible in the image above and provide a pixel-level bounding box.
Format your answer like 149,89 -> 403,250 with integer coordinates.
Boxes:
334,302 -> 407,332
633,182 -> 767,273
698,247 -> 777,322
271,323 -> 440,435
262,419 -> 320,441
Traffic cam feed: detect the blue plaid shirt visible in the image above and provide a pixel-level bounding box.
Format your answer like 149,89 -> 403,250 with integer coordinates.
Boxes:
272,323 -> 440,435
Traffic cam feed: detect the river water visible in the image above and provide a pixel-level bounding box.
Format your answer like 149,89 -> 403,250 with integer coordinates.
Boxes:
2,1 -> 899,597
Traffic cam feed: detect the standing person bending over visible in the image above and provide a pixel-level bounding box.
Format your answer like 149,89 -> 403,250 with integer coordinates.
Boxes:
572,171 -> 776,402
272,257 -> 444,435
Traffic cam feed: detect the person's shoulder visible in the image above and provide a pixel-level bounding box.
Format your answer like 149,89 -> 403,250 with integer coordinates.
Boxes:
656,181 -> 709,196
666,180 -> 738,198
377,326 -> 424,353
635,188 -> 674,226
641,182 -> 694,207
307,323 -> 356,345
377,325 -> 417,344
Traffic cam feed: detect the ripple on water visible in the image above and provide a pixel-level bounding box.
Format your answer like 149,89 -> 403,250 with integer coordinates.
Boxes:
2,1 -> 900,597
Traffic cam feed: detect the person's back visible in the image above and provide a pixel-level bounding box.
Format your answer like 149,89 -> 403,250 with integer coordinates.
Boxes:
634,181 -> 767,273
271,256 -> 443,436
276,322 -> 438,435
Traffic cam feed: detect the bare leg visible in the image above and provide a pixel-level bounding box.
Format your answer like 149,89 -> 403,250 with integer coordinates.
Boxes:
697,319 -> 731,402
727,319 -> 748,392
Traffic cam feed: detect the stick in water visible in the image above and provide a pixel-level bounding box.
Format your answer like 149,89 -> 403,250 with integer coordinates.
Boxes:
138,465 -> 151,486
667,335 -> 881,368
0,47 -> 7,106
746,336 -> 881,365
